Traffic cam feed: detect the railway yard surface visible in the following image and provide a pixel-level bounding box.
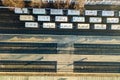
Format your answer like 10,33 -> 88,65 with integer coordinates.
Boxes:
0,0 -> 120,79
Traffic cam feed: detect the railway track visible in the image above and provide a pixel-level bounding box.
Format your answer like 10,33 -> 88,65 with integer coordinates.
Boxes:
0,42 -> 120,55
74,61 -> 120,73
0,60 -> 57,72
74,44 -> 120,55
0,60 -> 120,73
0,42 -> 57,54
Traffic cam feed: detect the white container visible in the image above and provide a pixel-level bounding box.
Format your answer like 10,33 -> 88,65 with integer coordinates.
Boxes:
60,23 -> 73,29
50,9 -> 63,15
33,8 -> 46,14
22,8 -> 29,14
68,10 -> 80,15
107,18 -> 119,23
25,22 -> 38,28
111,24 -> 120,30
20,15 -> 34,21
77,24 -> 90,29
85,10 -> 97,16
119,11 -> 120,16
55,16 -> 68,22
94,24 -> 106,29
72,17 -> 85,22
89,17 -> 102,23
102,11 -> 114,16
38,16 -> 50,21
43,23 -> 56,28
14,8 -> 29,14
14,8 -> 23,14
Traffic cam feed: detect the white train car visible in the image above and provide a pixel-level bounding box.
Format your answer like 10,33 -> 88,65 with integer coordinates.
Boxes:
77,24 -> 90,29
43,23 -> 56,28
50,9 -> 63,15
60,23 -> 73,29
89,17 -> 102,23
94,24 -> 106,30
55,16 -> 68,22
111,24 -> 120,30
72,17 -> 85,22
25,22 -> 39,28
14,8 -> 23,14
38,16 -> 50,21
33,8 -> 46,14
68,10 -> 80,15
19,15 -> 34,21
102,11 -> 114,16
119,11 -> 120,16
15,8 -> 29,14
22,8 -> 29,14
85,10 -> 97,16
107,18 -> 119,23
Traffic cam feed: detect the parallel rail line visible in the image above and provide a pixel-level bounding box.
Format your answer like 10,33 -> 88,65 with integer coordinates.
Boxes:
0,60 -> 57,72
74,61 -> 120,73
0,42 -> 57,54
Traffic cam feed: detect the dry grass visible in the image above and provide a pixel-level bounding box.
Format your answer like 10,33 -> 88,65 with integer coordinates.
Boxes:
53,0 -> 85,9
2,0 -> 25,9
53,0 -> 70,9
74,0 -> 85,13
29,0 -> 43,8
2,0 -> 85,12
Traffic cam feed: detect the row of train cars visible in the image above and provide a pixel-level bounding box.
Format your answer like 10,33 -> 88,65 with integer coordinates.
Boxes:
1,6 -> 120,35
0,60 -> 120,73
0,42 -> 120,55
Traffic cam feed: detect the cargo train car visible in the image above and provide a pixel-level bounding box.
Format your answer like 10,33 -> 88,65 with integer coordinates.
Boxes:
0,60 -> 57,72
74,61 -> 120,73
74,43 -> 120,55
0,42 -> 58,54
